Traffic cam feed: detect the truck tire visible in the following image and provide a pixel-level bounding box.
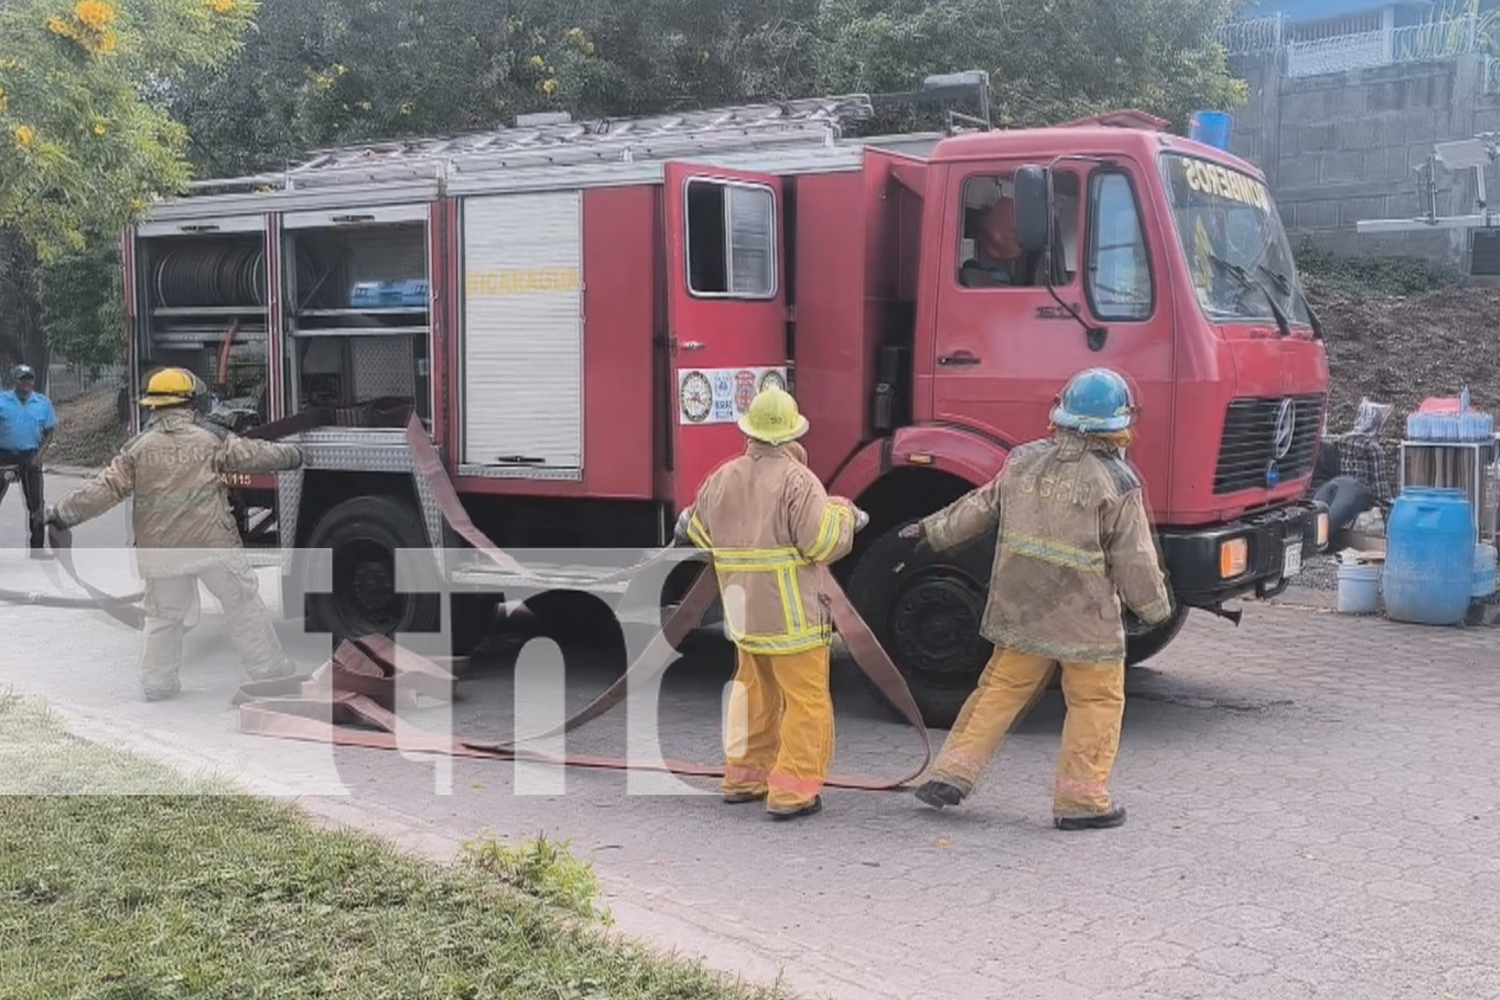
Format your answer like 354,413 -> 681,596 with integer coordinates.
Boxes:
1124,603 -> 1189,664
305,494 -> 441,644
846,521 -> 995,729
847,521 -> 1190,729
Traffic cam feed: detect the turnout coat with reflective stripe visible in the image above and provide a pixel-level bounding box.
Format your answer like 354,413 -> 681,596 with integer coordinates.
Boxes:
683,441 -> 856,654
54,408 -> 304,578
920,431 -> 1171,664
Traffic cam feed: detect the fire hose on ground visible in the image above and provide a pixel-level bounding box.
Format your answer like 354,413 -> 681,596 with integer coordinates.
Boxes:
19,408 -> 938,791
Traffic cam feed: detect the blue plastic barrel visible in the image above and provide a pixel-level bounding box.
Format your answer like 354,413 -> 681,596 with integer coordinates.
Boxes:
1189,110 -> 1233,151
1383,487 -> 1475,625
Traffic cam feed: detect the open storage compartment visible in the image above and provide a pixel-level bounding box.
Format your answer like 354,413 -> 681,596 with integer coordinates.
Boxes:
282,206 -> 433,428
134,219 -> 271,421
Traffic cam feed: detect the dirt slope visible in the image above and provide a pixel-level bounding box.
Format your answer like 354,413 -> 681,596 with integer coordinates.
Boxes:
1308,276 -> 1500,433
48,384 -> 127,468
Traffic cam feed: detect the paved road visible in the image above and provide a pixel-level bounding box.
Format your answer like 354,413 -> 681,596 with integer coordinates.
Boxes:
3,471 -> 1499,999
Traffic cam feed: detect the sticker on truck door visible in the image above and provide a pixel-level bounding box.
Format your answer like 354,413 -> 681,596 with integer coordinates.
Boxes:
677,366 -> 789,424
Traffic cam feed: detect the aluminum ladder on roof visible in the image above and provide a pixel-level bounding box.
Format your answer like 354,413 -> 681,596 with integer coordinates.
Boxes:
185,94 -> 880,194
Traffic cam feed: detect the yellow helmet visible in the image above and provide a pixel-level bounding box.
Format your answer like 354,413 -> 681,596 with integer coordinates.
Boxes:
738,385 -> 808,445
139,367 -> 198,408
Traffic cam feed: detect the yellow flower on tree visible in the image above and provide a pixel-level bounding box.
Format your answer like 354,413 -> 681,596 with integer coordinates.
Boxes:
92,120 -> 107,136
540,77 -> 558,96
14,124 -> 34,148
205,0 -> 235,11
73,0 -> 115,30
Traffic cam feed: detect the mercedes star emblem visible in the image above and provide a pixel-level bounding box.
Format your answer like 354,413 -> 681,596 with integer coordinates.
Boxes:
1272,398 -> 1296,461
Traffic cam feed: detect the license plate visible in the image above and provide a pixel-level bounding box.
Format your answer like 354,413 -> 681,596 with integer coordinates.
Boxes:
1283,539 -> 1303,578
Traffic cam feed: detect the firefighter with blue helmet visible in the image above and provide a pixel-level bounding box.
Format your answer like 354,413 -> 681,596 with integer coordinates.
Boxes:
900,367 -> 1171,830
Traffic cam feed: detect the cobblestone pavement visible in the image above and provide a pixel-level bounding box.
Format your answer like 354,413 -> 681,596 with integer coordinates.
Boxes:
3,478 -> 1499,999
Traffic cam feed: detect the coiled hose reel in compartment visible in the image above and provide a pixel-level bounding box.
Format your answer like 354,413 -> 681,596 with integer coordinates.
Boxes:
154,244 -> 267,308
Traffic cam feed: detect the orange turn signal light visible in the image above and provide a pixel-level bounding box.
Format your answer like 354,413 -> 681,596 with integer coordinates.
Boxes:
1219,538 -> 1248,579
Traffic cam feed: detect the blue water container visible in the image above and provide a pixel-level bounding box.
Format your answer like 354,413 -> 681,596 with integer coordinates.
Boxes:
1189,110 -> 1233,151
1383,487 -> 1476,625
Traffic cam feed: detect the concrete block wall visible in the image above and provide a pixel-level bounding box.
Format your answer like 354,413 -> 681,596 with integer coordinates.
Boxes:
1226,51 -> 1491,273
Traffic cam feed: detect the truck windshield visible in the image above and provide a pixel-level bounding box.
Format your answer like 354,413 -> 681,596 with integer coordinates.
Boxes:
1157,152 -> 1313,328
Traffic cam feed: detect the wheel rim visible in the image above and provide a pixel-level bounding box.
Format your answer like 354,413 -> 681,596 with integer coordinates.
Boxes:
888,566 -> 991,687
333,539 -> 403,635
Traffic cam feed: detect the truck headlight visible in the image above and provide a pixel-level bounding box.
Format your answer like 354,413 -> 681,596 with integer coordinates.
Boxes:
1316,511 -> 1329,550
1219,537 -> 1248,578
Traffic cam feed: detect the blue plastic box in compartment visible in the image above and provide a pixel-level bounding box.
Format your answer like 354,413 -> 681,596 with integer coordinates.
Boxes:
349,280 -> 429,309
398,279 -> 429,307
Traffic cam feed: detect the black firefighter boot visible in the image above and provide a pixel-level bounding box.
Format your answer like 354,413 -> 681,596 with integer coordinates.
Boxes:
914,779 -> 966,809
1054,804 -> 1127,831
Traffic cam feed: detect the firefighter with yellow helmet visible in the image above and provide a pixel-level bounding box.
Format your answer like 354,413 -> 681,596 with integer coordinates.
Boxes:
674,385 -> 867,819
44,367 -> 306,701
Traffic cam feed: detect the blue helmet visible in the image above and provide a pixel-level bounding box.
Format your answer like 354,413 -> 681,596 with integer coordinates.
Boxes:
1050,367 -> 1136,433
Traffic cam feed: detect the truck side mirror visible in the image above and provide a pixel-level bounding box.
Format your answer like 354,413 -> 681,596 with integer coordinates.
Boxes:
1013,165 -> 1051,253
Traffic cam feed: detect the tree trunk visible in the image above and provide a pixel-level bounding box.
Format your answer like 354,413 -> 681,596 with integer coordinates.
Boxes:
0,228 -> 51,394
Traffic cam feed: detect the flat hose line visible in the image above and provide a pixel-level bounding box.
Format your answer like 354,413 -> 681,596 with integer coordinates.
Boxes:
32,408 -> 934,791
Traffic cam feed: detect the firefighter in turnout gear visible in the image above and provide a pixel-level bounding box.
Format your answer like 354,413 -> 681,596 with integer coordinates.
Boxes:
902,368 -> 1171,830
675,386 -> 867,819
44,367 -> 306,701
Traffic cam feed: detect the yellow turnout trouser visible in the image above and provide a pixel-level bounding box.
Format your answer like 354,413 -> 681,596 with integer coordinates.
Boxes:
720,646 -> 834,811
930,647 -> 1126,818
141,562 -> 290,695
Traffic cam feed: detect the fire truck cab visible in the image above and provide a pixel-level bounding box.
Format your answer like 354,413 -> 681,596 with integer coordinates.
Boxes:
122,74 -> 1330,727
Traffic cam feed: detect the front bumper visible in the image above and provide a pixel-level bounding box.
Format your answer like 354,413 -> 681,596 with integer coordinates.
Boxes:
1157,500 -> 1329,608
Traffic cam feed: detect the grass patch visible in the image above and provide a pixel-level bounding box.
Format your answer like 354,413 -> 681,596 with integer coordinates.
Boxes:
0,692 -> 235,795
0,692 -> 795,1000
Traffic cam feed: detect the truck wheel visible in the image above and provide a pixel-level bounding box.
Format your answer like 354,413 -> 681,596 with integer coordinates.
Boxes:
846,522 -> 995,730
305,495 -> 441,643
1124,603 -> 1189,665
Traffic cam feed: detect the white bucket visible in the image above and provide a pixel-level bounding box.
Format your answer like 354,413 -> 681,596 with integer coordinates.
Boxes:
1475,543 -> 1498,599
1337,562 -> 1382,614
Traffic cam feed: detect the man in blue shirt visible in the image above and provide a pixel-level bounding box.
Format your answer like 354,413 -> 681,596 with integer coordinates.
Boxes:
0,364 -> 57,557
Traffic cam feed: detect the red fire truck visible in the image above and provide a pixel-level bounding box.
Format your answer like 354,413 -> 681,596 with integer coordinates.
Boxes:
122,73 -> 1330,726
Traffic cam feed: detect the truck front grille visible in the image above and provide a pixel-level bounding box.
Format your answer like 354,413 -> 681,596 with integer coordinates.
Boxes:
1212,394 -> 1325,494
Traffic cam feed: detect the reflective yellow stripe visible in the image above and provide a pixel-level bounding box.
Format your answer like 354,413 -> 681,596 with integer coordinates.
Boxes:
686,514 -> 712,549
778,566 -> 806,632
732,627 -> 833,655
805,505 -> 850,562
1136,596 -> 1171,623
987,625 -> 1122,664
710,557 -> 797,573
1002,534 -> 1106,573
711,546 -> 809,571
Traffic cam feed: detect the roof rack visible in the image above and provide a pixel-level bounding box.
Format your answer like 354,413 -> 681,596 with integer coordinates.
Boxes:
185,94 -> 880,195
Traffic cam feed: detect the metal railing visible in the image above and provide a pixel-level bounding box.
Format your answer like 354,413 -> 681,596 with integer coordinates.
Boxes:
44,363 -> 124,403
1216,14 -> 1494,83
1216,14 -> 1285,56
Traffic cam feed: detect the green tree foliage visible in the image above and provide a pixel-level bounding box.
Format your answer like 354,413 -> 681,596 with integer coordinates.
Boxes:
816,0 -> 1246,131
173,0 -> 1246,179
0,0 -> 256,377
0,0 -> 258,259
